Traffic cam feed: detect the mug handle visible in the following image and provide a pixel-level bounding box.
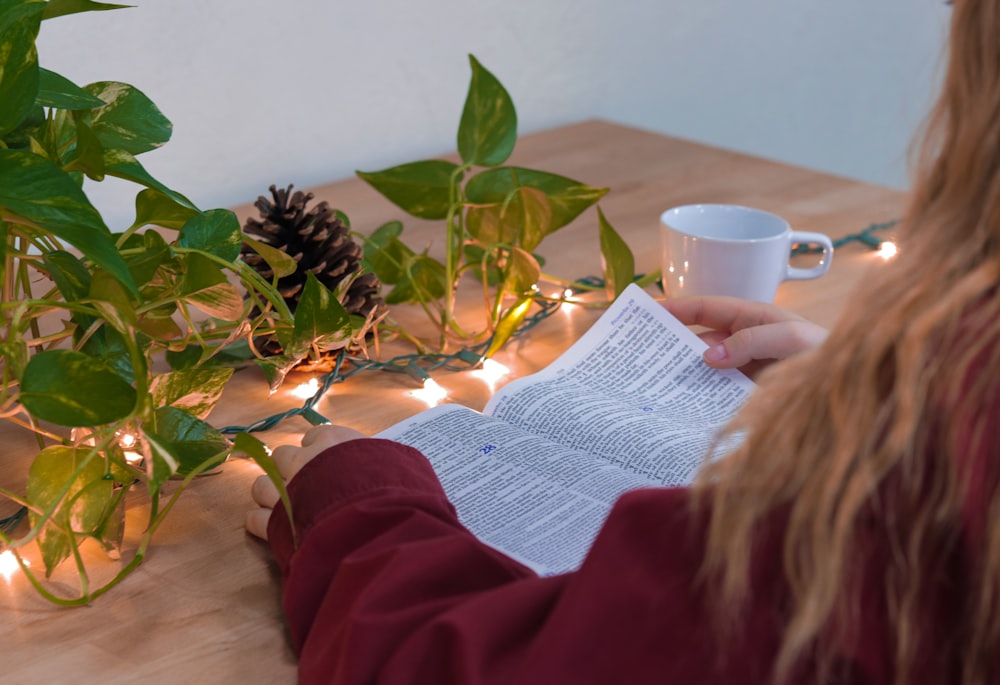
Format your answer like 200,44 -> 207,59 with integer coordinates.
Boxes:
786,231 -> 833,280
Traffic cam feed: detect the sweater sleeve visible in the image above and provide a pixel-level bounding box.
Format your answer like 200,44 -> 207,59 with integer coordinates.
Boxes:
267,438 -> 545,683
266,438 -> 791,685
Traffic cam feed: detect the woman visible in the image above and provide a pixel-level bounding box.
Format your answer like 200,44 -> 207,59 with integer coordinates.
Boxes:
247,3 -> 999,683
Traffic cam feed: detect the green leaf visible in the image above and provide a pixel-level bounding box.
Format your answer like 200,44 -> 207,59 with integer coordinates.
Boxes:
0,149 -> 137,292
123,228 -> 173,286
164,345 -> 201,371
27,132 -> 48,155
0,0 -> 45,31
36,68 -> 105,109
465,203 -> 502,245
457,55 -> 517,167
27,446 -> 113,576
384,254 -> 446,305
597,207 -> 635,299
147,406 -> 229,487
38,107 -> 76,162
43,249 -> 92,303
130,187 -> 198,230
178,208 -> 242,262
0,338 -> 28,382
135,304 -> 182,340
150,367 -> 234,421
179,252 -> 245,320
89,269 -> 136,331
103,148 -> 198,210
0,5 -> 41,138
42,0 -> 131,20
20,349 -> 136,427
361,221 -> 415,284
500,186 -> 552,252
166,339 -> 253,371
83,81 -> 171,155
485,295 -> 533,358
5,104 -> 45,150
93,486 -> 127,559
503,246 -> 541,296
291,273 -> 353,352
234,432 -> 295,544
80,325 -> 137,383
357,160 -> 460,220
241,235 -> 297,278
256,353 -> 301,393
66,116 -> 106,180
465,167 -> 608,234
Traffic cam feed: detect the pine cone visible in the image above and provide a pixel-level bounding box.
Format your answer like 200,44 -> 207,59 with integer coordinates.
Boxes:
241,184 -> 387,356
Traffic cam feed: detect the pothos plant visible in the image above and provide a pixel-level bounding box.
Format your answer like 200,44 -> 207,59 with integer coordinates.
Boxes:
356,55 -> 644,357
0,0 -> 364,604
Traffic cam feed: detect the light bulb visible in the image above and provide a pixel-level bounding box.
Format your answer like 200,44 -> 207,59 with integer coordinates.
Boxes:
878,241 -> 897,260
0,550 -> 27,581
471,359 -> 510,390
409,379 -> 448,407
116,431 -> 143,465
291,378 -> 320,399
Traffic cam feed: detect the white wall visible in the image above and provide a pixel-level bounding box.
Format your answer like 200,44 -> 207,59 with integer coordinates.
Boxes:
35,0 -> 951,231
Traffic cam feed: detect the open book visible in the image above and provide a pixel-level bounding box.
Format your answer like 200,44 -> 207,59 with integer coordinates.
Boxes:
377,284 -> 755,576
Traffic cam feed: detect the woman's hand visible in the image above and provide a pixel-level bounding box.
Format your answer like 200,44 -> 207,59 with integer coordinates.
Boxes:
245,424 -> 368,540
664,296 -> 827,377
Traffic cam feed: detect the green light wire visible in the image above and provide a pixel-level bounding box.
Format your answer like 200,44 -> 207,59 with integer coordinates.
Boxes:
218,294 -> 565,433
1,222 -> 896,537
792,220 -> 897,254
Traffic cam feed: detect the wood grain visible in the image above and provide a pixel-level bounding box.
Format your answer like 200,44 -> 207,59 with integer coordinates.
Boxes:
0,120 -> 906,683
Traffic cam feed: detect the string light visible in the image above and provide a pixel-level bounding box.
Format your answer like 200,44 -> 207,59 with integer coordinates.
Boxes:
291,378 -> 320,399
219,222 -> 901,438
552,289 -> 577,318
409,379 -> 448,407
116,430 -> 143,465
792,220 -> 897,255
0,221 -> 900,543
217,296 -> 564,434
470,358 -> 510,390
219,219 -> 895,436
0,550 -> 27,581
878,240 -> 898,260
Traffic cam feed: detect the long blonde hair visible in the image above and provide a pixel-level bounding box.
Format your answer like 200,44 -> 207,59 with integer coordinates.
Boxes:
696,3 -> 1000,683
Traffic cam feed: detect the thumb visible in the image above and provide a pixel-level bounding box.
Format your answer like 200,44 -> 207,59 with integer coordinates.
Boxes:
245,508 -> 271,541
703,321 -> 825,369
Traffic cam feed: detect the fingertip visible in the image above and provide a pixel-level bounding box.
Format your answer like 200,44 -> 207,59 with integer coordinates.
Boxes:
251,473 -> 280,508
245,508 -> 271,541
300,424 -> 332,446
704,343 -> 729,364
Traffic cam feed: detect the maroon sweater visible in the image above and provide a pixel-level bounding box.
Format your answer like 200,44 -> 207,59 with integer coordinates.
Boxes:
266,438 -> 962,684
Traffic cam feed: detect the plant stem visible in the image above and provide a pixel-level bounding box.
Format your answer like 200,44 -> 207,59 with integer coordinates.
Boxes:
442,164 -> 472,342
537,272 -> 605,291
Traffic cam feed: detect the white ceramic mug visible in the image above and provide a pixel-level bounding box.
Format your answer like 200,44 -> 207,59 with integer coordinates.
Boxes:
659,204 -> 833,303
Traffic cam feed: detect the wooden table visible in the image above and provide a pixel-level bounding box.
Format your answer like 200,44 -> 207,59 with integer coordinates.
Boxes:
0,120 -> 906,683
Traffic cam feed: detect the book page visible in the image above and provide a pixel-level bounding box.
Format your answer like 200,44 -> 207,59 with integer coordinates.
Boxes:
378,404 -> 658,576
484,283 -> 754,486
376,284 -> 754,574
